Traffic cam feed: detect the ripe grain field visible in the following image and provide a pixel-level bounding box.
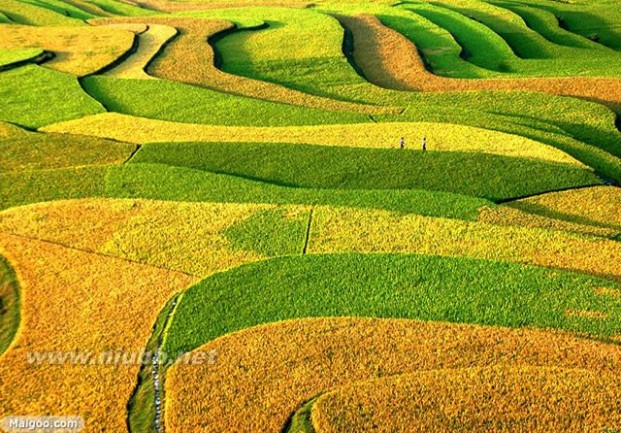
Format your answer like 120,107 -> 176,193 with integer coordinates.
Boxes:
0,0 -> 620,431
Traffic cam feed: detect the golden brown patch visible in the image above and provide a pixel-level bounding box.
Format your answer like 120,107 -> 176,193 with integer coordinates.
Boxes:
165,317 -> 621,432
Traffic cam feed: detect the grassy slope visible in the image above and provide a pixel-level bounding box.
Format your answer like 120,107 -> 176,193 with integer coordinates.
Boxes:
0,164 -> 492,219
18,0 -> 95,20
81,76 -> 368,126
203,7 -> 621,162
0,0 -> 84,25
0,66 -> 104,128
0,130 -> 135,172
0,256 -> 19,357
163,253 -> 621,356
0,49 -> 43,68
132,142 -> 602,200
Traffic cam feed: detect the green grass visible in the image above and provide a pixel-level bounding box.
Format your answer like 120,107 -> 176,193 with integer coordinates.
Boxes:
0,130 -> 135,172
0,256 -> 20,357
18,0 -> 95,20
81,76 -> 368,126
0,0 -> 84,25
489,1 -> 598,50
127,294 -> 180,433
0,66 -> 104,129
224,208 -> 311,257
84,0 -> 157,16
403,3 -> 518,73
377,12 -> 492,78
0,164 -> 493,219
0,166 -> 108,210
162,253 -> 621,356
131,142 -> 602,201
513,0 -> 621,51
0,49 -> 44,69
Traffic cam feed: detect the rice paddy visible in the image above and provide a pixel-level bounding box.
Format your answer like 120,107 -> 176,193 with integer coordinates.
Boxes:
1,0 -> 621,430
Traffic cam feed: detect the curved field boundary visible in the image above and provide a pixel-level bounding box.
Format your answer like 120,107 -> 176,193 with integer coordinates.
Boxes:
480,185 -> 621,237
161,253 -> 621,357
0,49 -> 46,70
310,367 -> 621,432
0,25 -> 136,76
342,14 -> 621,112
91,16 -> 396,115
0,255 -> 19,357
62,0 -> 116,17
0,65 -> 106,129
515,0 -> 621,51
101,24 -> 177,80
0,0 -> 84,26
489,1 -> 603,50
425,0 -> 573,60
0,232 -> 196,432
128,0 -> 313,13
164,317 -> 621,432
127,142 -> 602,201
0,165 -> 491,218
40,113 -> 584,166
399,3 -> 519,71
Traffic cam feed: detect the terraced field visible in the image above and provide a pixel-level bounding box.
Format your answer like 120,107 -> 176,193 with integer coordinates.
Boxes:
1,0 -> 620,432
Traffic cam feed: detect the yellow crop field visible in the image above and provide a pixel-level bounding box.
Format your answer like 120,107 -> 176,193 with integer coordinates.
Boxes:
515,186 -> 621,230
0,199 -> 274,276
0,25 -> 135,76
40,112 -> 583,165
101,24 -> 177,80
0,233 -> 196,431
165,317 -> 621,432
346,15 -> 621,111
480,186 -> 621,238
0,121 -> 28,139
309,207 -> 621,280
312,367 -> 621,432
478,204 -> 620,238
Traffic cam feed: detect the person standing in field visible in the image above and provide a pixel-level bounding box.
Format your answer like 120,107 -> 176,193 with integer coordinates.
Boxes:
422,136 -> 427,152
400,137 -> 405,149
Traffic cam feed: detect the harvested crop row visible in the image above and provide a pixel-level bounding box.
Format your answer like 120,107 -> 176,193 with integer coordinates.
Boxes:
0,233 -> 196,431
40,112 -> 583,166
91,16 -> 392,114
308,207 -> 621,281
102,23 -> 177,80
343,14 -> 621,112
311,367 -> 621,433
165,317 -> 621,432
0,25 -> 135,76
